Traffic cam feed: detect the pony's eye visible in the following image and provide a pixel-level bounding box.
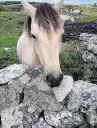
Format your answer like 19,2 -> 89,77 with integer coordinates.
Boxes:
31,34 -> 36,39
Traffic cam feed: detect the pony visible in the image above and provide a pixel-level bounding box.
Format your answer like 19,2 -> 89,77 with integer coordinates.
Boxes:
17,0 -> 65,88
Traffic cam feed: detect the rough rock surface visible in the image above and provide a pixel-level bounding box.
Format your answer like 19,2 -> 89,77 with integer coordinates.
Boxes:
0,64 -> 97,128
53,75 -> 73,102
78,33 -> 97,68
0,64 -> 29,85
68,80 -> 97,126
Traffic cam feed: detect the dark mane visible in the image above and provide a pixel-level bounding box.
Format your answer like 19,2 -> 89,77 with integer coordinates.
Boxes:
24,3 -> 60,34
35,3 -> 60,31
24,16 -> 32,36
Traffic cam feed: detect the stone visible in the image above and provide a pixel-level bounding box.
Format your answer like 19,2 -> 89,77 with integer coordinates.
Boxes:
67,80 -> 97,126
24,81 -> 64,111
29,74 -> 50,91
1,106 -> 23,128
53,75 -> 73,102
0,79 -> 24,112
1,103 -> 83,128
86,109 -> 97,126
19,73 -> 31,85
0,64 -> 29,85
78,33 -> 97,68
68,80 -> 97,111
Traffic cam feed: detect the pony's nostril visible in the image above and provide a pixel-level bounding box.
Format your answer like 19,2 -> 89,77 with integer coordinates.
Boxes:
46,74 -> 54,83
46,73 -> 63,88
58,73 -> 63,82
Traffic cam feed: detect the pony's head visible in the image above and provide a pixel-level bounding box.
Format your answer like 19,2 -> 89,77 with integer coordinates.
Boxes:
22,0 -> 64,88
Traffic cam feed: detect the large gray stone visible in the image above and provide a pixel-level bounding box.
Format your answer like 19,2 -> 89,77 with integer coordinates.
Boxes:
0,64 -> 29,85
78,33 -> 97,68
0,79 -> 24,112
68,80 -> 97,126
1,103 -> 83,128
53,75 -> 73,102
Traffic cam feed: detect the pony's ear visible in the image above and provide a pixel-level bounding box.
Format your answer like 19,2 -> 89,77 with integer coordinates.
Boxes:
21,0 -> 36,17
53,0 -> 64,13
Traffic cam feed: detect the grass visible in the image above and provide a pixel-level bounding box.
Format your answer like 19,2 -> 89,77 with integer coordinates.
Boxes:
0,11 -> 24,47
81,6 -> 97,22
0,10 -> 25,69
0,4 -> 23,11
62,5 -> 97,22
60,41 -> 94,82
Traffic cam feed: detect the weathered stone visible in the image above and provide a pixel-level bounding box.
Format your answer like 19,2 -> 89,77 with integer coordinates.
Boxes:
1,103 -> 83,128
78,33 -> 97,68
86,110 -> 97,126
68,80 -> 97,111
53,75 -> 73,102
24,82 -> 64,111
0,64 -> 29,85
19,73 -> 31,85
1,106 -> 23,128
0,79 -> 24,112
68,80 -> 97,126
29,74 -> 50,91
87,42 -> 97,54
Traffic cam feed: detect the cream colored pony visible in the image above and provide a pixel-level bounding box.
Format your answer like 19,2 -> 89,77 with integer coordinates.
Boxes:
17,0 -> 65,88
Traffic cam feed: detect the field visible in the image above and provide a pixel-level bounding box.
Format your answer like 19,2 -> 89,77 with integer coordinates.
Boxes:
0,5 -> 25,68
0,3 -> 97,82
62,5 -> 97,22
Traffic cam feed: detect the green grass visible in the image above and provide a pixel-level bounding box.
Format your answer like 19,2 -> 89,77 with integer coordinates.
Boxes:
0,4 -> 23,11
62,5 -> 97,22
81,6 -> 97,22
0,11 -> 24,47
0,10 -> 25,69
60,41 -> 94,82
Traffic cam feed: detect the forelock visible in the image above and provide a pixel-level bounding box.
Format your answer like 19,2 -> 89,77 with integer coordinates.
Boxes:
35,3 -> 60,31
24,3 -> 61,36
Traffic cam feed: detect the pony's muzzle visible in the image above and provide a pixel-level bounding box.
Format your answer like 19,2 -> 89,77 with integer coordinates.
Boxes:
46,73 -> 63,88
